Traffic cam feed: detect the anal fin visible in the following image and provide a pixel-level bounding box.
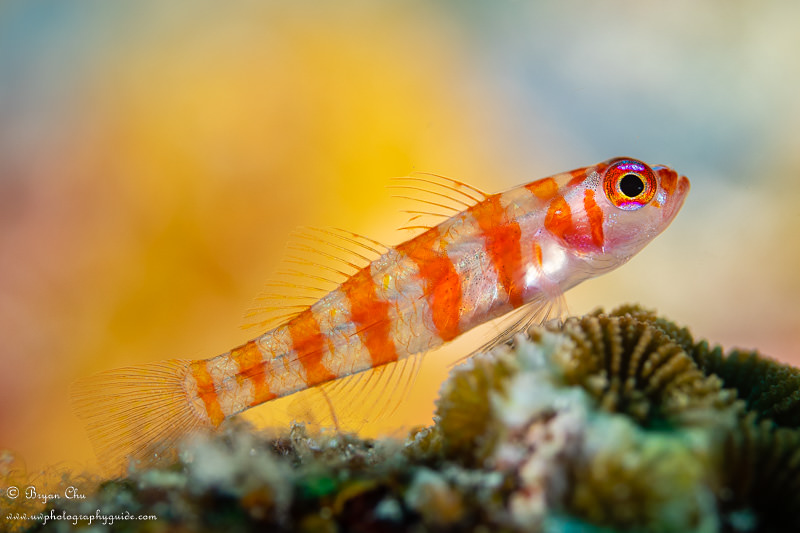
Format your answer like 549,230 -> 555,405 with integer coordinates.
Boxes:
284,355 -> 424,434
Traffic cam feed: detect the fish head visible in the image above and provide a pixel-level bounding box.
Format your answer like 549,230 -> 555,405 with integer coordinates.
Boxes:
593,157 -> 690,263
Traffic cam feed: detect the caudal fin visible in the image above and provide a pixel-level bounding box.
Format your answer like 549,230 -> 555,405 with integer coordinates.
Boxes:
71,359 -> 212,476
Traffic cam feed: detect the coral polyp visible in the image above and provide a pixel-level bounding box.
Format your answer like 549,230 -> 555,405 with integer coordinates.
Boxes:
693,343 -> 800,428
547,314 -> 738,427
435,348 -> 517,466
711,413 -> 800,531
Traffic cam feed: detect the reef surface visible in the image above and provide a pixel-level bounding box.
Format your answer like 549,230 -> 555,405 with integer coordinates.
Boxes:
8,305 -> 800,532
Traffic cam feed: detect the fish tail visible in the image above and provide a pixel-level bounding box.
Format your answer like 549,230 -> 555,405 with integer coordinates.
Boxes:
71,359 -> 213,476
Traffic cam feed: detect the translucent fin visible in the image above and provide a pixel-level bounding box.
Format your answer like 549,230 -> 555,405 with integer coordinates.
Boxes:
451,292 -> 569,367
71,359 -> 212,476
325,354 -> 424,426
390,173 -> 490,232
395,173 -> 489,204
488,292 -> 567,349
285,355 -> 424,433
243,227 -> 389,330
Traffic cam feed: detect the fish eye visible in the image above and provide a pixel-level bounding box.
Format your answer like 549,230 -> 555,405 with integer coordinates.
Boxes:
603,160 -> 656,210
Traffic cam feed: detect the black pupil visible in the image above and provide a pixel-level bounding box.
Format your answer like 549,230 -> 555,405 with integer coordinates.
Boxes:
619,173 -> 645,198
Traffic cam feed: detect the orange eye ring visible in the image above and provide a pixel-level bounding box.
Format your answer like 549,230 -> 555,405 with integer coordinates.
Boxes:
602,159 -> 657,210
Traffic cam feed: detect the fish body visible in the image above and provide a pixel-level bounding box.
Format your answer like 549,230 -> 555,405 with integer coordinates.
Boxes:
73,157 -> 690,473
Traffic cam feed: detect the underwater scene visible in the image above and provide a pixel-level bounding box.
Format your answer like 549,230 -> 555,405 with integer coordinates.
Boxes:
1,1 -> 799,531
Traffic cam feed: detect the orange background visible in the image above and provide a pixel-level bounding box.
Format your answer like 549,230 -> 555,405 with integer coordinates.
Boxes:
1,2 -> 798,478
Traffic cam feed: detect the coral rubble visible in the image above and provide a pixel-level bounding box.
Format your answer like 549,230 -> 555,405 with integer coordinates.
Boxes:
22,306 -> 800,532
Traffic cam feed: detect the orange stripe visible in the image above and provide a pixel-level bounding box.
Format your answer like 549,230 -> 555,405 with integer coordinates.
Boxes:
525,177 -> 558,200
287,310 -> 337,386
660,168 -> 678,196
532,240 -> 543,268
567,169 -> 586,187
344,268 -> 398,366
544,194 -> 573,242
583,189 -> 605,249
471,195 -> 525,308
231,341 -> 276,406
189,360 -> 226,426
397,228 -> 462,341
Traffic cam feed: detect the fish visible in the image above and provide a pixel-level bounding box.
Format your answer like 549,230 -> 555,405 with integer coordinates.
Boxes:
72,157 -> 690,474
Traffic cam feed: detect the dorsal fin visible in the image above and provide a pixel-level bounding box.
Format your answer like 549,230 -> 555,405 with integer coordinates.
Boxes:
390,172 -> 490,232
406,172 -> 490,203
243,227 -> 389,331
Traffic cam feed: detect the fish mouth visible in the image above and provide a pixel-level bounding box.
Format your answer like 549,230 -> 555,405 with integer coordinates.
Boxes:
653,165 -> 690,223
666,174 -> 690,221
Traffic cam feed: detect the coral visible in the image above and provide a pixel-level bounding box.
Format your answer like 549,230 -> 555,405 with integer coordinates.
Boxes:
433,326 -> 721,531
563,419 -> 716,531
607,305 -> 800,428
24,305 -> 800,532
435,350 -> 518,466
692,343 -> 800,428
426,306 -> 800,531
711,413 -> 800,531
542,314 -> 738,428
603,304 -> 696,354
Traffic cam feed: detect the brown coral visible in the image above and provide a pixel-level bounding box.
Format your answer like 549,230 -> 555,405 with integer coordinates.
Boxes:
564,424 -> 712,532
434,350 -> 518,466
540,313 -> 738,428
603,304 -> 696,354
712,413 -> 800,532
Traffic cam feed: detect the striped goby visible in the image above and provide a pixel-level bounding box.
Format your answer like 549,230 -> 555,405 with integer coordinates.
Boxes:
72,157 -> 690,473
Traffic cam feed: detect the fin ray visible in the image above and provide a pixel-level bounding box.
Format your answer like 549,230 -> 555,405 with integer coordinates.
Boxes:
411,172 -> 489,200
450,291 -> 568,367
285,356 -> 424,432
71,359 -> 211,476
388,184 -> 474,209
391,173 -> 488,232
390,194 -> 463,214
401,209 -> 452,219
393,177 -> 483,204
242,226 -> 387,331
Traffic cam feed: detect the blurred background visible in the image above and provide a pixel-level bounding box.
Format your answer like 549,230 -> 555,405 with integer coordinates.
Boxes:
1,0 -> 798,477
